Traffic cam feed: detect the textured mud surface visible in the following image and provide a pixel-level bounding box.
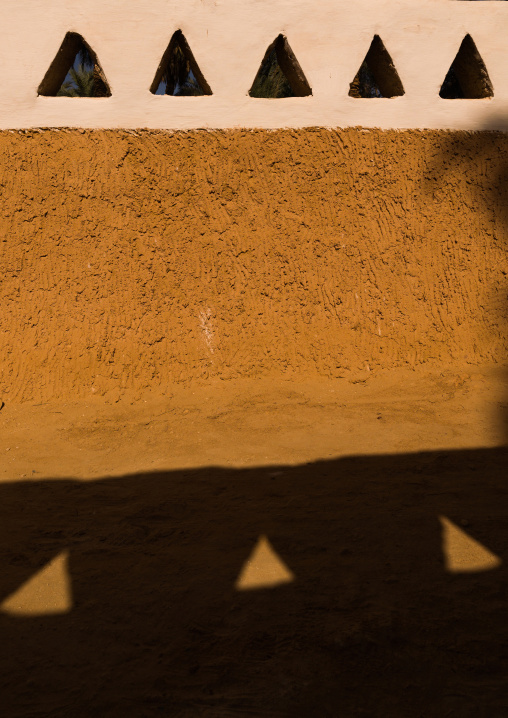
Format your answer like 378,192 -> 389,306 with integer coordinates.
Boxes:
1,369 -> 508,716
1,128 -> 507,401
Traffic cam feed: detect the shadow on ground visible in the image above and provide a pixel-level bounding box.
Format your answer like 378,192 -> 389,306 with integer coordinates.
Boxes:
1,448 -> 508,717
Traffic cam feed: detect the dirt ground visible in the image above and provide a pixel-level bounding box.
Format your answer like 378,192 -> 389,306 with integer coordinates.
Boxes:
1,366 -> 508,716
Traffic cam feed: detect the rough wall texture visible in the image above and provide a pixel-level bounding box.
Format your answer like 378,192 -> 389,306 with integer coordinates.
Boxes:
1,128 -> 507,402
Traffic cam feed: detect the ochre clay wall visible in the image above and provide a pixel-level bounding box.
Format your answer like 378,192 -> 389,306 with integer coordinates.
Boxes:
1,128 -> 507,402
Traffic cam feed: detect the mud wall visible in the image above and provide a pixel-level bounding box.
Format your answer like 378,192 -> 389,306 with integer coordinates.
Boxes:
1,128 -> 507,402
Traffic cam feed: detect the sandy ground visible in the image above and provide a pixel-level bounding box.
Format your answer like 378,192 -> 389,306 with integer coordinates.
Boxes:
1,366 -> 506,479
1,366 -> 508,716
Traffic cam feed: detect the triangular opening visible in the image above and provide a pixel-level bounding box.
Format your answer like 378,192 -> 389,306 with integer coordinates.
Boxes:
38,32 -> 111,97
349,35 -> 404,98
150,30 -> 212,96
439,35 -> 493,99
249,34 -> 312,98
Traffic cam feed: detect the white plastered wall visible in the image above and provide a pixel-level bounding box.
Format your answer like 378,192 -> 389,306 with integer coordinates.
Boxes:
1,0 -> 508,130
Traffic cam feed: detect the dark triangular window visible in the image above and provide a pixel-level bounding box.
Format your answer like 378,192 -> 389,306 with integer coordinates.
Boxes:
38,32 -> 111,97
150,31 -> 212,96
349,35 -> 404,98
249,34 -> 312,98
439,35 -> 493,99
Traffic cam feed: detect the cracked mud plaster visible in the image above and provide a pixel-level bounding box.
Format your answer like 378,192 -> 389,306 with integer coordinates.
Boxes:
0,128 -> 507,402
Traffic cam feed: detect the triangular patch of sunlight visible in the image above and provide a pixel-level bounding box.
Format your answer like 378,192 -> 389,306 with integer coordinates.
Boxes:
150,30 -> 212,96
439,35 -> 493,99
249,34 -> 312,98
349,35 -> 404,98
235,535 -> 295,590
439,516 -> 502,573
1,551 -> 72,616
38,32 -> 111,97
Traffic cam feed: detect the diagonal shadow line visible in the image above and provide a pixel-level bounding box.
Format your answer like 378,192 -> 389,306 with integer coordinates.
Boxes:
423,118 -> 508,447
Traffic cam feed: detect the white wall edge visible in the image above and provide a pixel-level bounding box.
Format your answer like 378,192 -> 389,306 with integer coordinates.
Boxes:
1,0 -> 508,132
